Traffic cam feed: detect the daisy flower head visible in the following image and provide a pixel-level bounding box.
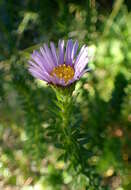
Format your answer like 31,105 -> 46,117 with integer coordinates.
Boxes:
28,39 -> 90,86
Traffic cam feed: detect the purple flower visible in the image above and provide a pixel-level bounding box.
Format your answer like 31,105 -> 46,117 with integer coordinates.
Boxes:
28,39 -> 90,86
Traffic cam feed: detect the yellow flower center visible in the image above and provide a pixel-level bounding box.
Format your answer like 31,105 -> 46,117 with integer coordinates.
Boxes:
51,64 -> 75,83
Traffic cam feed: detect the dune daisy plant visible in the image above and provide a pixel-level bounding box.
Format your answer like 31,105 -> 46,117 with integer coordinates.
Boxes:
27,40 -> 98,187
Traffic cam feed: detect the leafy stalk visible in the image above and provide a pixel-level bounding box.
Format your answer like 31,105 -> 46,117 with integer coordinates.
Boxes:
50,84 -> 103,189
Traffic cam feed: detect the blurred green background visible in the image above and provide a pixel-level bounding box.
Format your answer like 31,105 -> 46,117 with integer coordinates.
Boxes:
0,0 -> 131,189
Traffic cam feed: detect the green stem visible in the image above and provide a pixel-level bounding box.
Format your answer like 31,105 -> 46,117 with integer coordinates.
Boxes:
52,86 -> 100,188
52,85 -> 87,172
60,94 -> 72,142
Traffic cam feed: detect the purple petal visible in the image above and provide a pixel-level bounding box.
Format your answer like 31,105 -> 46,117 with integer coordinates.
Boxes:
50,42 -> 58,66
74,57 -> 89,77
53,76 -> 60,84
74,47 -> 89,73
71,40 -> 78,62
28,60 -> 46,74
29,64 -> 45,77
76,68 -> 91,79
40,47 -> 54,72
58,79 -> 66,86
65,39 -> 73,65
29,68 -> 50,82
51,74 -> 66,86
74,45 -> 86,68
76,55 -> 89,71
43,43 -> 56,67
32,50 -> 52,73
58,40 -> 65,65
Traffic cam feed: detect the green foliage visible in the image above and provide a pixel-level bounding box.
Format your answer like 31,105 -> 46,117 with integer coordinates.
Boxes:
0,0 -> 130,189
